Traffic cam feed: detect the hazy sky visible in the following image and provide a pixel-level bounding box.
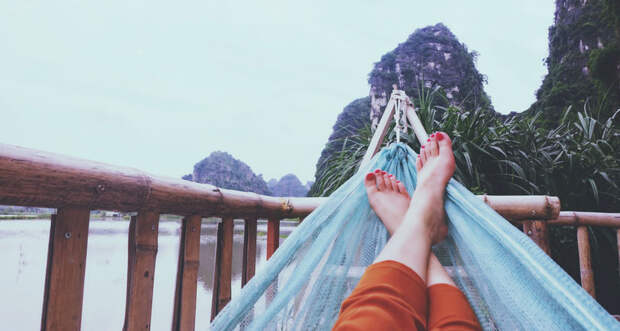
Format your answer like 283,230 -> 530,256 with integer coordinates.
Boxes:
1,1 -> 555,184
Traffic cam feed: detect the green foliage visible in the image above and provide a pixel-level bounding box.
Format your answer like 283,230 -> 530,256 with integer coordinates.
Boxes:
589,44 -> 620,86
308,125 -> 373,196
313,85 -> 620,211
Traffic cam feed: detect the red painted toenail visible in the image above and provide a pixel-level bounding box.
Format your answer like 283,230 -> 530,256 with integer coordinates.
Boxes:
427,139 -> 430,142
388,174 -> 393,177
421,145 -> 425,149
437,132 -> 444,140
396,180 -> 400,183
374,169 -> 381,173
431,133 -> 435,138
366,173 -> 375,180
381,171 -> 386,175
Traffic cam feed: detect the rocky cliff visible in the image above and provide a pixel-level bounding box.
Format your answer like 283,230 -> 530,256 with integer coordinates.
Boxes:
267,174 -> 309,197
529,0 -> 620,123
183,151 -> 272,195
369,23 -> 492,127
312,23 -> 491,192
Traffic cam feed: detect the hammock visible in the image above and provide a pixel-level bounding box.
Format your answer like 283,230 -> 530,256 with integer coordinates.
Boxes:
211,92 -> 620,331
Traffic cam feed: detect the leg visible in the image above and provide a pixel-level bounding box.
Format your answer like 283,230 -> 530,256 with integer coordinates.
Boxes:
364,132 -> 480,331
333,132 -> 455,331
370,132 -> 454,279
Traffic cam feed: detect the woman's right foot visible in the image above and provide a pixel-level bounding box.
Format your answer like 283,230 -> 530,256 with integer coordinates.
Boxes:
409,131 -> 455,243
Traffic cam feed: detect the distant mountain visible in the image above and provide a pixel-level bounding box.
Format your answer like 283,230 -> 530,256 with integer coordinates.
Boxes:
267,174 -> 309,197
183,151 -> 272,195
526,0 -> 619,124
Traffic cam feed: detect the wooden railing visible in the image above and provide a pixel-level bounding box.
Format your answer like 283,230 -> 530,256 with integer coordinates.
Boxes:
1,143 -> 619,329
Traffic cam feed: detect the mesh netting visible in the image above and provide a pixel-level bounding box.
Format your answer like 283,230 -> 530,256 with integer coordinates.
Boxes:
211,143 -> 620,331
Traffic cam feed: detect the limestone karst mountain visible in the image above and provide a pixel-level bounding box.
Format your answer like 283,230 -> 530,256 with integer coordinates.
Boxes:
182,151 -> 272,195
311,23 -> 492,195
368,23 -> 492,127
267,174 -> 309,197
527,0 -> 619,124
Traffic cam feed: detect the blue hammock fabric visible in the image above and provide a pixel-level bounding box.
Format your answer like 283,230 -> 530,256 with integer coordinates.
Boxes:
211,143 -> 620,330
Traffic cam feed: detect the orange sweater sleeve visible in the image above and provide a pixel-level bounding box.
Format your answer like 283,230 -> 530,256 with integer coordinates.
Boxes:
428,284 -> 481,331
332,260 -> 427,331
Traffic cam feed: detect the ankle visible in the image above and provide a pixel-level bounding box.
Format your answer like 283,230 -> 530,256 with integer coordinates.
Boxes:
411,185 -> 444,205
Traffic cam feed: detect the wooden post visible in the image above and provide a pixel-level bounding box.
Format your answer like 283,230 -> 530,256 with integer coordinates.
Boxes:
617,229 -> 620,281
41,207 -> 90,331
577,226 -> 596,298
211,217 -> 234,321
359,93 -> 398,168
123,212 -> 159,331
242,218 -> 257,286
267,218 -> 280,260
172,215 -> 202,331
522,220 -> 551,255
265,218 -> 281,306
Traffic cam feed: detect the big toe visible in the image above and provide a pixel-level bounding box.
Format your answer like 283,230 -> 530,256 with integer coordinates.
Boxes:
436,132 -> 453,155
364,172 -> 378,194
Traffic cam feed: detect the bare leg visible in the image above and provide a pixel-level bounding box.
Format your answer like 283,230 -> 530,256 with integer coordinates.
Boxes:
365,131 -> 455,282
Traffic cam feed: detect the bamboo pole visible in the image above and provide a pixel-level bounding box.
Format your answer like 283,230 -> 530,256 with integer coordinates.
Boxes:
522,220 -> 551,255
405,102 -> 429,143
41,208 -> 90,331
172,215 -> 201,331
577,226 -> 596,298
547,211 -> 620,227
242,218 -> 257,287
211,217 -> 233,321
360,93 -> 398,168
0,143 -> 321,218
123,212 -> 159,331
480,195 -> 560,221
267,218 -> 280,260
0,143 -> 572,222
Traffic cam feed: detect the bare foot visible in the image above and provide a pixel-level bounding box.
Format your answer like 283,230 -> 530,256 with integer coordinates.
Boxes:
415,131 -> 456,194
409,131 -> 455,243
363,169 -> 410,234
364,132 -> 455,243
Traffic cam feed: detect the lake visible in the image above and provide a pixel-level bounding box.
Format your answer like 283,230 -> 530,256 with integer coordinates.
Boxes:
0,218 -> 295,330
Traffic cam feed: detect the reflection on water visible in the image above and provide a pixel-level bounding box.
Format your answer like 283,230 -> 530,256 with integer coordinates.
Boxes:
0,218 -> 293,330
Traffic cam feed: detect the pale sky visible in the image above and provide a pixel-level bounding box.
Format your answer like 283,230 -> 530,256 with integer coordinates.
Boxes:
1,1 -> 554,184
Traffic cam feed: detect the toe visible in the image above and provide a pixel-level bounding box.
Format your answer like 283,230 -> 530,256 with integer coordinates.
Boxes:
396,180 -> 408,196
375,169 -> 386,190
436,131 -> 453,153
364,172 -> 378,194
420,145 -> 428,164
416,155 -> 423,172
388,174 -> 398,191
381,171 -> 391,191
423,141 -> 432,161
428,133 -> 439,156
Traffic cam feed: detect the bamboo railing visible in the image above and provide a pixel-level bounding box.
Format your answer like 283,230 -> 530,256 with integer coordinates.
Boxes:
1,143 -> 619,329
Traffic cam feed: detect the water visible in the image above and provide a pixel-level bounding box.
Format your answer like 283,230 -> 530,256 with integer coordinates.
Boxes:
0,218 -> 296,330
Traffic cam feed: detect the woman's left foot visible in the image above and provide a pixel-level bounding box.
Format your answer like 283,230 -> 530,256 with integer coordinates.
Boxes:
364,170 -> 410,234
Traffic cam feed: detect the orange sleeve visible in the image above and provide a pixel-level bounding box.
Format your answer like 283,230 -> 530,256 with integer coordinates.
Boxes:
332,260 -> 427,331
427,284 -> 481,331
